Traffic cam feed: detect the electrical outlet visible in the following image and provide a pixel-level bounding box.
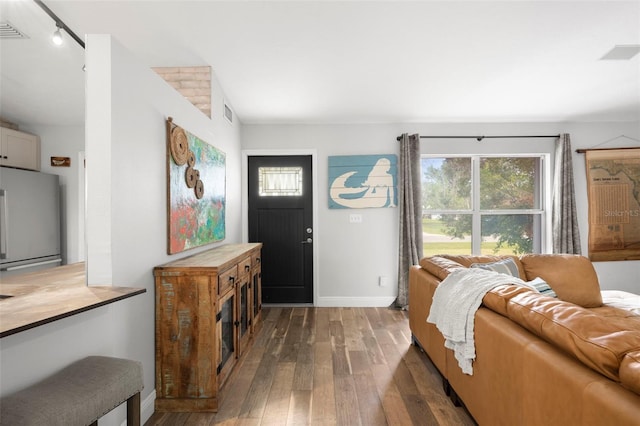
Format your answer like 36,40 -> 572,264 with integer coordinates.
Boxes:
349,213 -> 363,223
379,275 -> 390,287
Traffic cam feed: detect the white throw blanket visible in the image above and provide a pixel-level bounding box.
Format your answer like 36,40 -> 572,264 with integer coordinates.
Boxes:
426,268 -> 533,375
602,290 -> 640,315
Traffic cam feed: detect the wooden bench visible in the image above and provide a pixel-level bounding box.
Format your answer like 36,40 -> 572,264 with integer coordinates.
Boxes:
0,356 -> 143,426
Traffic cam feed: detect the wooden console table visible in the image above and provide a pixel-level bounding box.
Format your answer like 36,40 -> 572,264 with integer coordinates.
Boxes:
153,243 -> 262,412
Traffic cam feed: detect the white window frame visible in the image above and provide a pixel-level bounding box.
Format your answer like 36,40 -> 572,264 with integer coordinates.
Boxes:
421,153 -> 552,255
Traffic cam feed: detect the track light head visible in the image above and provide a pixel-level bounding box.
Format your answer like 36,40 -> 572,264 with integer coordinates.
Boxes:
52,24 -> 63,46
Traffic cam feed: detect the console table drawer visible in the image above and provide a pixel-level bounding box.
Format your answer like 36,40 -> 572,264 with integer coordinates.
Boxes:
251,252 -> 261,269
218,265 -> 237,295
238,256 -> 252,276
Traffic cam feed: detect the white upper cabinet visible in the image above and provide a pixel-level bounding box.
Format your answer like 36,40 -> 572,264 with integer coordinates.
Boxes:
0,128 -> 40,171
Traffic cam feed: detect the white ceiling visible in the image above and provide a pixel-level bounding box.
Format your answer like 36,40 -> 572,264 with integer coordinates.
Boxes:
1,1 -> 639,127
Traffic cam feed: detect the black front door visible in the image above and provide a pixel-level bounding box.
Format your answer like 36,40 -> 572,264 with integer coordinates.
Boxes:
248,155 -> 313,304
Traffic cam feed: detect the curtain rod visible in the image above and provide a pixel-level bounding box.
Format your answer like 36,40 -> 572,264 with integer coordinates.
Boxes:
33,0 -> 85,49
396,134 -> 560,142
576,146 -> 639,154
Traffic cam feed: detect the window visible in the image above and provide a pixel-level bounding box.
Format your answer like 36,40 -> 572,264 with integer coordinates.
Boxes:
258,166 -> 303,196
421,155 -> 550,256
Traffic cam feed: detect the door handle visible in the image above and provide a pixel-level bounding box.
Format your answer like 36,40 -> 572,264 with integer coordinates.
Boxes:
301,238 -> 312,244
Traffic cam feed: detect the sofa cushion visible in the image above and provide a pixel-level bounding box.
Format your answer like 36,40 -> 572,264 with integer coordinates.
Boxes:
527,277 -> 557,298
441,254 -> 526,279
620,350 -> 640,395
519,254 -> 603,308
482,284 -> 535,317
419,256 -> 464,280
506,291 -> 640,381
470,257 -> 521,278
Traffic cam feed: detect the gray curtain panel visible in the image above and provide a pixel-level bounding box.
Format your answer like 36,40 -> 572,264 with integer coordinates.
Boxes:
396,133 -> 423,309
552,133 -> 582,254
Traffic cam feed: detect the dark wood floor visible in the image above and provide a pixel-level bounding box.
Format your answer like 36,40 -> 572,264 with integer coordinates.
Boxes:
145,307 -> 475,426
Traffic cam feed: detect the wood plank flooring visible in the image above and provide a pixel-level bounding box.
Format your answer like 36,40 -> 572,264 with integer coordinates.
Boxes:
145,307 -> 475,426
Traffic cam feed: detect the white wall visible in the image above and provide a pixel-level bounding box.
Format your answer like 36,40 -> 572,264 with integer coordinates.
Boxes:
243,124 -> 402,307
564,121 -> 640,292
0,35 -> 242,426
242,121 -> 640,300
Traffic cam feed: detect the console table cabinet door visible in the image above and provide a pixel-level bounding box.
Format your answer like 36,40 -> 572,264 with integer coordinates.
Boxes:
237,275 -> 251,358
251,263 -> 262,332
217,284 -> 237,387
154,274 -> 216,406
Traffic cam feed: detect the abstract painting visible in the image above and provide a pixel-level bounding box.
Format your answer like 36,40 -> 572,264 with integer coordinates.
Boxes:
328,154 -> 398,209
167,118 -> 226,254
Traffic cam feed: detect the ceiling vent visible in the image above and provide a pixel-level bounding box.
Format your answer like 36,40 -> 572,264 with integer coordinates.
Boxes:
600,45 -> 640,60
0,21 -> 28,39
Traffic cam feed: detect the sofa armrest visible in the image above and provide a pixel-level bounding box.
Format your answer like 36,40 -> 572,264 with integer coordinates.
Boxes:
507,291 -> 640,381
621,350 -> 640,395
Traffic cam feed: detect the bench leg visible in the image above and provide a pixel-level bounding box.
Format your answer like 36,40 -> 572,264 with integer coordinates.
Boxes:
127,392 -> 141,426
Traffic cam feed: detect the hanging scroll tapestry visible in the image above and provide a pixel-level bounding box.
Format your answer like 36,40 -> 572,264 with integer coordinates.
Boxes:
585,148 -> 640,261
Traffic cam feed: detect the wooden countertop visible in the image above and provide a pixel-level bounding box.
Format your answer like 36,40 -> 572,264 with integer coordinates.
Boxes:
0,263 -> 146,338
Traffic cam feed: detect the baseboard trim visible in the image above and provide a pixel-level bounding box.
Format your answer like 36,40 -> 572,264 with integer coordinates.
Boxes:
316,296 -> 396,307
262,303 -> 314,308
141,389 -> 156,425
121,389 -> 155,426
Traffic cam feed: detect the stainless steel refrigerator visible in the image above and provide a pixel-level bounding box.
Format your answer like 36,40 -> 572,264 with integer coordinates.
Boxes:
0,167 -> 62,278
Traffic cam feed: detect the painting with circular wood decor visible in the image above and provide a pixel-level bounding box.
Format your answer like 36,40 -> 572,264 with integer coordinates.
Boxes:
166,117 -> 226,254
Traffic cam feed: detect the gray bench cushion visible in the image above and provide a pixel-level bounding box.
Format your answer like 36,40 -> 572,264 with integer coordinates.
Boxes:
0,356 -> 143,426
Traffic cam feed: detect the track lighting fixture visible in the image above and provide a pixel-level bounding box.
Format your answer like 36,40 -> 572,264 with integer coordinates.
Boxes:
35,0 -> 85,49
52,23 -> 63,46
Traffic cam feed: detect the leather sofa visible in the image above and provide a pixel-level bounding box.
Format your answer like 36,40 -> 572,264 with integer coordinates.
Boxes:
409,253 -> 640,426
